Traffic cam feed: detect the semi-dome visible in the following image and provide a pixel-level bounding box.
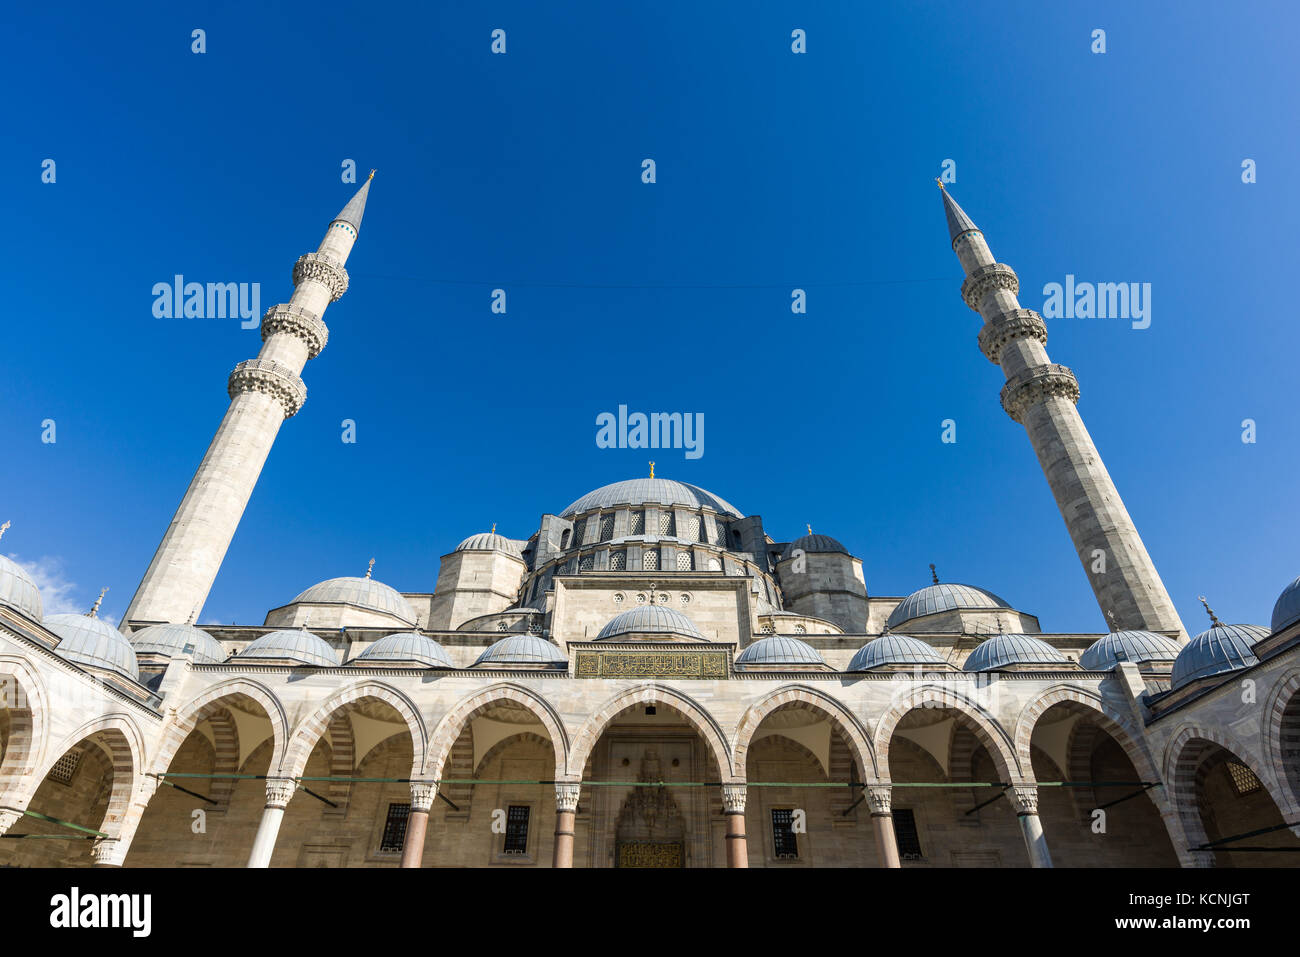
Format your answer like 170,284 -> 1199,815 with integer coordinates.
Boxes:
291,576 -> 416,624
781,534 -> 849,560
474,634 -> 567,667
847,633 -> 946,671
1170,623 -> 1268,691
456,532 -> 523,559
130,622 -> 226,664
596,605 -> 705,641
963,634 -> 1069,672
44,614 -> 139,679
887,582 -> 1012,629
0,555 -> 43,621
735,635 -> 825,667
1271,576 -> 1300,633
1079,630 -> 1182,671
238,629 -> 339,667
561,478 -> 743,518
355,632 -> 454,668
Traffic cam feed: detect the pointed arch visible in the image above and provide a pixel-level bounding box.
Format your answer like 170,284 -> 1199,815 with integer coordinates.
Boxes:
151,678 -> 288,778
282,680 -> 427,779
427,683 -> 567,781
569,685 -> 732,779
874,683 -> 1020,783
732,684 -> 878,782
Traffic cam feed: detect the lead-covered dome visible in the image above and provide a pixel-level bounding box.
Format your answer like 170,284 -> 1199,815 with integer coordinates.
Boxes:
596,605 -> 705,641
963,634 -> 1069,672
1079,630 -> 1182,672
735,636 -> 825,667
1170,623 -> 1268,690
474,634 -> 568,667
44,614 -> 140,679
561,478 -> 743,518
456,533 -> 523,559
130,622 -> 226,664
781,534 -> 849,560
238,629 -> 339,667
291,576 -> 416,624
0,555 -> 43,621
847,633 -> 946,671
355,632 -> 454,668
887,583 -> 1012,629
1271,576 -> 1300,633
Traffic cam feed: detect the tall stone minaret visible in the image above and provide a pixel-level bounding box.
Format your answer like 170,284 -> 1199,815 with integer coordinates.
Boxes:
939,183 -> 1185,638
123,175 -> 375,629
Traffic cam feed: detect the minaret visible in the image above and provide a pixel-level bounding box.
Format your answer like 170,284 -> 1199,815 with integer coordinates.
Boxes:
939,183 -> 1185,638
123,174 -> 375,629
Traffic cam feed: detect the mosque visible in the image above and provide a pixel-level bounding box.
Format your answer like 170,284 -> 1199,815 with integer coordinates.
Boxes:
0,176 -> 1297,868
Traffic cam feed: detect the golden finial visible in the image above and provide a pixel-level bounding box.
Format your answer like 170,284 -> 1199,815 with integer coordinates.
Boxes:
365,558 -> 375,580
87,586 -> 109,619
806,524 -> 813,536
491,523 -> 497,535
649,461 -> 655,479
0,520 -> 10,542
930,563 -> 939,585
368,169 -> 376,180
1198,595 -> 1223,628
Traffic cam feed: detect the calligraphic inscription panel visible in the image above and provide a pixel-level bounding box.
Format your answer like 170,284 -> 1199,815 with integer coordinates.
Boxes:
574,650 -> 728,679
617,842 -> 684,868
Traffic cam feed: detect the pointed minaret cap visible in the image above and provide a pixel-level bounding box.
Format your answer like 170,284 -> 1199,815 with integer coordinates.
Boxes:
334,170 -> 375,231
937,179 -> 980,247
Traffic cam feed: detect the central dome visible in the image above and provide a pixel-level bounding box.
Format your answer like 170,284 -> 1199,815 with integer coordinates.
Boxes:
561,479 -> 743,518
596,605 -> 705,641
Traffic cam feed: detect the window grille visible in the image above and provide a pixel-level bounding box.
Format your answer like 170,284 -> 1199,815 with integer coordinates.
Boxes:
379,803 -> 410,853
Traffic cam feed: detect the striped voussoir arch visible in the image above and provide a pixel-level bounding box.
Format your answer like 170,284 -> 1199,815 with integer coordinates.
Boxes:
732,684 -> 877,783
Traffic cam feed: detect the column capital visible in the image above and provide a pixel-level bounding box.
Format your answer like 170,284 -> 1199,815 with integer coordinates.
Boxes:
721,783 -> 747,814
260,304 -> 329,359
1000,363 -> 1079,424
1009,785 -> 1040,816
228,359 -> 308,418
866,784 -> 893,815
555,781 -> 581,813
961,262 -> 1019,311
409,781 -> 437,813
91,838 -> 128,867
264,777 -> 297,809
292,252 -> 349,301
978,308 -> 1048,363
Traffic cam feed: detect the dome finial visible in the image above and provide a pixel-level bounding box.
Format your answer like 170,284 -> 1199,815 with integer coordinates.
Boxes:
87,586 -> 109,619
0,520 -> 10,542
1198,595 -> 1223,627
648,461 -> 655,479
365,558 -> 375,580
930,563 -> 940,585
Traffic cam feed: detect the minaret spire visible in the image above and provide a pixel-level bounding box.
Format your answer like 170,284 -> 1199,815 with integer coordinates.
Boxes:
940,185 -> 1185,638
123,180 -> 374,629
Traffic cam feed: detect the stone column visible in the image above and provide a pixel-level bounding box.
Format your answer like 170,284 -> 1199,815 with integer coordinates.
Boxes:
721,784 -> 748,868
1010,786 -> 1053,868
400,782 -> 436,868
91,838 -> 128,867
553,781 -> 581,868
867,785 -> 901,868
247,777 -> 296,868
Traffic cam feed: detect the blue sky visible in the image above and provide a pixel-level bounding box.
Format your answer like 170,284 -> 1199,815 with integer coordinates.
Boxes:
2,1 -> 1296,634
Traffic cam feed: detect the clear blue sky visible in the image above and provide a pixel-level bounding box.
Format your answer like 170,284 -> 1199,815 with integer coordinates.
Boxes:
2,1 -> 1296,634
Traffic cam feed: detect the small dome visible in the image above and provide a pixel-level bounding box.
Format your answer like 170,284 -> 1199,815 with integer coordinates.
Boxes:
130,623 -> 226,664
291,576 -> 416,623
238,629 -> 339,667
735,636 -> 826,667
355,632 -> 454,668
887,583 -> 1012,629
1271,576 -> 1300,633
1079,630 -> 1182,671
0,555 -> 43,621
561,478 -> 743,518
596,605 -> 705,641
781,534 -> 849,560
456,533 -> 524,559
848,633 -> 946,671
44,614 -> 139,680
474,634 -> 567,667
963,634 -> 1069,672
1170,623 -> 1268,690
